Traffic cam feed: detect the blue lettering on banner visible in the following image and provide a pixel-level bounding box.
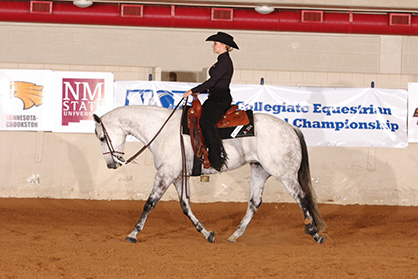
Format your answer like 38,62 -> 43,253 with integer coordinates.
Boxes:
292,118 -> 399,132
312,103 -> 392,116
237,101 -> 399,133
236,101 -> 309,115
237,101 -> 392,117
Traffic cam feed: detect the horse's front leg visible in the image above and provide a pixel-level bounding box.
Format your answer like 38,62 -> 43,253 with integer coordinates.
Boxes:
173,177 -> 215,243
125,173 -> 172,243
228,163 -> 270,242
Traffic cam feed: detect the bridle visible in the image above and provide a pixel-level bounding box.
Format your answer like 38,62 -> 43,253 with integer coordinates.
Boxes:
99,120 -> 126,166
99,97 -> 187,166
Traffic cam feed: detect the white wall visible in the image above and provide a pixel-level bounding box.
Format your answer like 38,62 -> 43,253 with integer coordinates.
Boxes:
1,22 -> 418,206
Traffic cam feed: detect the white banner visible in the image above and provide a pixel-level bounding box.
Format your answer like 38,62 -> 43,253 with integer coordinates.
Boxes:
408,83 -> 418,142
238,85 -> 408,148
0,69 -> 53,131
114,81 -> 408,148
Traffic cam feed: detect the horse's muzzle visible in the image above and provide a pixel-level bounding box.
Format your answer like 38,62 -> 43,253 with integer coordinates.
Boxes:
107,162 -> 118,169
106,155 -> 125,169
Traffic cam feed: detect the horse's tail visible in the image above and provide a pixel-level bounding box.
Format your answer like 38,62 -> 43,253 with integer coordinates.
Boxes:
294,127 -> 327,233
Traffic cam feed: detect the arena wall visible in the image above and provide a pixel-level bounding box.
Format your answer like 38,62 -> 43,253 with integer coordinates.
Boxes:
1,22 -> 418,206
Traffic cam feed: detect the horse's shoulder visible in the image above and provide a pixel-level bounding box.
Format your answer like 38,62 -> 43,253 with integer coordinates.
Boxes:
122,105 -> 162,110
117,105 -> 168,113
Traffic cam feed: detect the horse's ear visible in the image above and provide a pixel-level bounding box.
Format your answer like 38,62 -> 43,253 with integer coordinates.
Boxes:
93,114 -> 101,124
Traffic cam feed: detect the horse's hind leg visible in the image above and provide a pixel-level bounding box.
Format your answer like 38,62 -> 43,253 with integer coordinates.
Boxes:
125,173 -> 172,243
299,192 -> 325,244
281,177 -> 325,244
173,177 -> 215,243
228,163 -> 270,242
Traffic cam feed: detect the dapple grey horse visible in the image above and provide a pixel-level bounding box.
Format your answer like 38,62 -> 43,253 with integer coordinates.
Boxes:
93,105 -> 326,244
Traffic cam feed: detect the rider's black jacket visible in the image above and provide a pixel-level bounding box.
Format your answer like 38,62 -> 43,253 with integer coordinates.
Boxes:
191,52 -> 233,93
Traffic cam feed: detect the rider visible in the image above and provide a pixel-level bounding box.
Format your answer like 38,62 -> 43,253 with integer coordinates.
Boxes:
183,32 -> 239,171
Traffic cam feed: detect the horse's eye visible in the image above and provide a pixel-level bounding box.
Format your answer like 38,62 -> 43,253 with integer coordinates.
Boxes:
99,136 -> 105,142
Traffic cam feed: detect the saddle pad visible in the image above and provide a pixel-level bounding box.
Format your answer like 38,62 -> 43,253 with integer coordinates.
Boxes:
182,106 -> 255,139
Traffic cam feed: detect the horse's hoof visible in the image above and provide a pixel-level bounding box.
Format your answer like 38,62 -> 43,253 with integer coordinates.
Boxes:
317,235 -> 325,244
227,238 -> 237,243
125,237 -> 137,243
207,231 -> 215,243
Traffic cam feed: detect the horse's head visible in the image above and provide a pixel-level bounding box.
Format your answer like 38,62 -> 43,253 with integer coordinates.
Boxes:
93,114 -> 126,169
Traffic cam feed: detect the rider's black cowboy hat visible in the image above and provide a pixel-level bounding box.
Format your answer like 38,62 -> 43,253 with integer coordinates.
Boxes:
205,32 -> 239,50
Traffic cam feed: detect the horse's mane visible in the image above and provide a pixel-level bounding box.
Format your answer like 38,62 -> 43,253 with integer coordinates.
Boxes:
104,105 -> 174,120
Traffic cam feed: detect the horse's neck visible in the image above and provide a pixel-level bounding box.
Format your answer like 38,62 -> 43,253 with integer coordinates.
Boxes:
114,106 -> 174,144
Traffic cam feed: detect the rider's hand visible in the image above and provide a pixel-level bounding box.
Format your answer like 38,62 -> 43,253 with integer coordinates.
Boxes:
183,90 -> 193,98
183,90 -> 199,98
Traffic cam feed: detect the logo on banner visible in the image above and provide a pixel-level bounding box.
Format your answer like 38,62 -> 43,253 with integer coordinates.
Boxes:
1,81 -> 44,129
125,89 -> 186,108
413,108 -> 418,124
11,81 -> 44,109
62,78 -> 105,126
